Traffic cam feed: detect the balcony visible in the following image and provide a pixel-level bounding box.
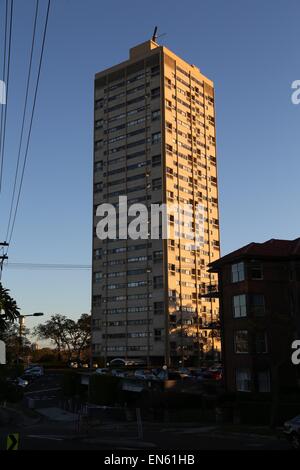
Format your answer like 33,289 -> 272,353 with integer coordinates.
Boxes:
200,284 -> 219,299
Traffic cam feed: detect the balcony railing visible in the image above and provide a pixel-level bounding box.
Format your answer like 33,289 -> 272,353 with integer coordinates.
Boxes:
200,284 -> 219,298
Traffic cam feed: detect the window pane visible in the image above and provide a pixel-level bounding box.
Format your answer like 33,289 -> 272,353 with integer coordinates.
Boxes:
251,263 -> 263,280
231,262 -> 245,283
252,294 -> 265,316
233,294 -> 247,318
236,368 -> 251,392
234,330 -> 249,353
258,370 -> 270,392
256,331 -> 268,353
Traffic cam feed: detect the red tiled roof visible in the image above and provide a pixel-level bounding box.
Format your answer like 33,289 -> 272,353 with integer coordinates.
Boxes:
210,237 -> 300,269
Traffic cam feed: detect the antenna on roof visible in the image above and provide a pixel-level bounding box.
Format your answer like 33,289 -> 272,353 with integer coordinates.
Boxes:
152,26 -> 158,42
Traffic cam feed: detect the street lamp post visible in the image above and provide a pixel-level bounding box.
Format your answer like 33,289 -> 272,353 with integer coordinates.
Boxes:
17,312 -> 44,365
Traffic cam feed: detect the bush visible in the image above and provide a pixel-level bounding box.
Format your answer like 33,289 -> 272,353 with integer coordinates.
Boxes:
62,371 -> 83,397
89,374 -> 121,406
0,377 -> 24,403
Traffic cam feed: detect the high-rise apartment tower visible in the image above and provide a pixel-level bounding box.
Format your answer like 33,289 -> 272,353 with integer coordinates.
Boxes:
92,40 -> 220,366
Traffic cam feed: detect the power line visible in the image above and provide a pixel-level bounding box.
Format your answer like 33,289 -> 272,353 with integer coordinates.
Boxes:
6,0 -> 51,248
0,1 -> 8,164
0,0 -> 13,193
4,262 -> 91,271
5,0 -> 40,242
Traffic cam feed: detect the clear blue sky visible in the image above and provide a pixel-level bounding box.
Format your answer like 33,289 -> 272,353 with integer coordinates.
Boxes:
0,0 -> 299,332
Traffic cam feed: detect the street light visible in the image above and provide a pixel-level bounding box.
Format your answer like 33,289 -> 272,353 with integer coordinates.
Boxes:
18,312 -> 44,365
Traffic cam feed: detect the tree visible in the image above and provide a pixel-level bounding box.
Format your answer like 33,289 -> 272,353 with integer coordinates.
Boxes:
0,283 -> 20,332
66,314 -> 91,361
0,323 -> 31,364
34,314 -> 91,361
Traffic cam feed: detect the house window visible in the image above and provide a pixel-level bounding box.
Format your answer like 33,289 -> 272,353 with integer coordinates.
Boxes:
257,370 -> 271,392
231,262 -> 245,282
251,294 -> 265,316
234,330 -> 249,353
250,262 -> 263,280
236,368 -> 251,392
255,331 -> 268,353
233,294 -> 247,318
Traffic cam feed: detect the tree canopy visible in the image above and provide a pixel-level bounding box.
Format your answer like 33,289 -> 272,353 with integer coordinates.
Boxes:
0,283 -> 20,332
33,313 -> 91,360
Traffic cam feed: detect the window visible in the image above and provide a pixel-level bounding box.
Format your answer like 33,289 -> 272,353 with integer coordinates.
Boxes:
251,294 -> 265,316
154,329 -> 162,341
94,248 -> 102,260
250,262 -> 263,280
255,331 -> 268,353
257,370 -> 271,392
151,87 -> 160,99
152,155 -> 161,167
236,368 -> 251,392
153,251 -> 163,262
152,132 -> 161,144
233,294 -> 247,318
92,295 -> 101,307
152,178 -> 162,190
154,302 -> 164,315
152,110 -> 160,121
94,272 -> 102,283
165,99 -> 172,108
154,276 -> 163,289
95,139 -> 103,149
234,330 -> 249,353
94,161 -> 103,172
95,119 -> 103,129
231,262 -> 245,282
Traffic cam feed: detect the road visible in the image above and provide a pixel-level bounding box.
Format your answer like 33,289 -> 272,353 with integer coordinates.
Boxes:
0,370 -> 292,450
0,419 -> 290,450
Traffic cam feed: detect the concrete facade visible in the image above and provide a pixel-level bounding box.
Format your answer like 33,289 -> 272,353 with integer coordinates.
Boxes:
92,40 -> 220,366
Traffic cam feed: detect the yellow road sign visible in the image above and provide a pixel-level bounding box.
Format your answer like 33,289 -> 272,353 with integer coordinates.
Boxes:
6,433 -> 19,451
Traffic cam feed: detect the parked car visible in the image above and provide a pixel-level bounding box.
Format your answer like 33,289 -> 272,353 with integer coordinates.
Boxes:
7,377 -> 29,388
16,377 -> 29,388
134,369 -> 158,381
68,361 -> 78,368
24,365 -> 44,377
283,415 -> 300,449
111,369 -> 126,378
95,368 -> 109,375
190,368 -> 206,381
168,371 -> 188,380
177,367 -> 194,378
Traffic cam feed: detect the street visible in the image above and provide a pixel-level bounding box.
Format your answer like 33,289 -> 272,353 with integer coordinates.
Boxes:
0,372 -> 292,451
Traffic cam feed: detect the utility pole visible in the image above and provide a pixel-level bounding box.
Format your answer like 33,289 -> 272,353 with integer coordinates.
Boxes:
0,242 -> 9,280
